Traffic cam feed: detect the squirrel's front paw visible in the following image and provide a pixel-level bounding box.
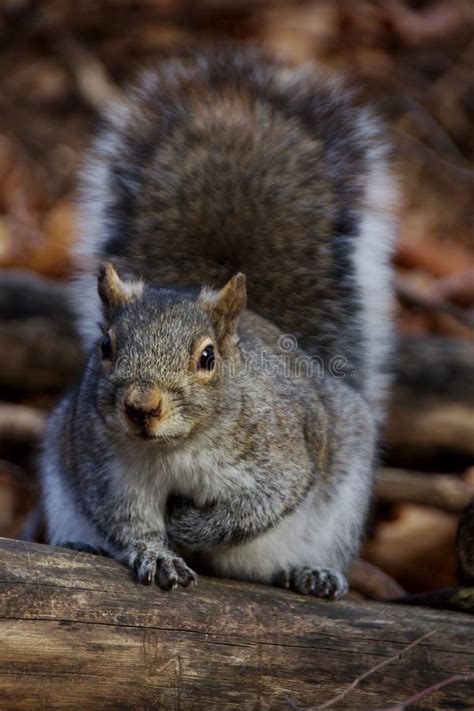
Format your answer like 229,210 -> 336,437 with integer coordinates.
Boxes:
127,543 -> 197,590
274,566 -> 348,601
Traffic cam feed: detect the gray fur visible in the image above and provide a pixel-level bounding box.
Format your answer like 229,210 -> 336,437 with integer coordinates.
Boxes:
42,48 -> 397,597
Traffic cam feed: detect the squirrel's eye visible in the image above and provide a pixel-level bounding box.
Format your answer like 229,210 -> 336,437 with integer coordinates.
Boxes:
101,334 -> 113,360
198,344 -> 215,371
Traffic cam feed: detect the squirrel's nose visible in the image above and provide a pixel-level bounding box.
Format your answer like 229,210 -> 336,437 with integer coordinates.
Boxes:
124,386 -> 162,425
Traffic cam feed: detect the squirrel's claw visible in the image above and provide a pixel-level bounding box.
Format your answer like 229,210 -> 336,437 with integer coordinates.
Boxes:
273,566 -> 348,601
129,544 -> 197,590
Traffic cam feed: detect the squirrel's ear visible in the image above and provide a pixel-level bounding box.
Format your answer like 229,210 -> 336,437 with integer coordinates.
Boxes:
97,261 -> 143,317
200,273 -> 247,341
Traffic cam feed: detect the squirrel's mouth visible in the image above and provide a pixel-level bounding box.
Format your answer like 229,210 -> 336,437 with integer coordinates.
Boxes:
130,428 -> 186,445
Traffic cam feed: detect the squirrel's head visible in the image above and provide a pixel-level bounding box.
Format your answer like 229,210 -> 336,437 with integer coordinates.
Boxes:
94,261 -> 246,445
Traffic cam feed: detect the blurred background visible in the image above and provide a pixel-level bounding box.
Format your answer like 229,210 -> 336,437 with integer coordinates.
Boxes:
0,0 -> 473,605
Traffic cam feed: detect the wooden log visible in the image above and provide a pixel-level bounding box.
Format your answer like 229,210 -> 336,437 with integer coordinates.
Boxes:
0,538 -> 473,710
395,276 -> 474,338
0,270 -> 84,394
346,558 -> 406,601
394,587 -> 474,616
458,502 -> 474,584
0,316 -> 82,393
0,404 -> 45,446
375,467 -> 474,513
384,336 -> 474,467
0,404 -> 46,478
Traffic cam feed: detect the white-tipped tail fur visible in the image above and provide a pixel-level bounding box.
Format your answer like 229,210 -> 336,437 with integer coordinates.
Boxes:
72,99 -> 136,347
353,113 -> 400,418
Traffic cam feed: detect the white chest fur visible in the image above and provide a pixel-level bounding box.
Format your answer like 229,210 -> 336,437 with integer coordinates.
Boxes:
118,442 -> 257,508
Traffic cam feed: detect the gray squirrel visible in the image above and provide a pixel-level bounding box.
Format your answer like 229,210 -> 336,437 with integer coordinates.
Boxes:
41,48 -> 398,599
